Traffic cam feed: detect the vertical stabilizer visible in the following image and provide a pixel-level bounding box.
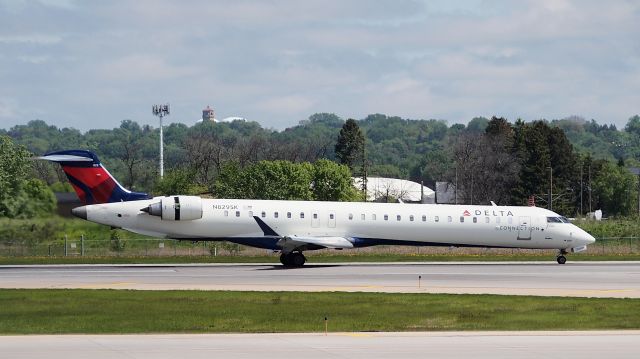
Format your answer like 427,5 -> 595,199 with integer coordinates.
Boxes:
39,150 -> 149,204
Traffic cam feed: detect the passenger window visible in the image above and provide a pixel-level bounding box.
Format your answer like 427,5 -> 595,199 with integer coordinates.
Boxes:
435,216 -> 439,222
235,211 -> 240,217
224,210 -> 229,217
261,211 -> 266,218
384,214 -> 388,221
422,215 -> 426,222
300,212 -> 304,219
348,213 -> 353,220
460,216 -> 464,223
473,217 -> 477,223
409,215 -> 414,222
361,214 -> 365,220
447,216 -> 452,223
287,212 -> 291,219
372,214 -> 377,220
397,215 -> 401,221
274,212 -> 279,218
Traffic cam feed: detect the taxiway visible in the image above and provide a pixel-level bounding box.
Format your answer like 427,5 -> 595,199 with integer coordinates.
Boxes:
1,262 -> 639,297
1,331 -> 639,359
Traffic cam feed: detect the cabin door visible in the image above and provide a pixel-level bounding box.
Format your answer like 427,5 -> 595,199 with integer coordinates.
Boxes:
311,213 -> 320,228
328,212 -> 336,228
517,216 -> 532,240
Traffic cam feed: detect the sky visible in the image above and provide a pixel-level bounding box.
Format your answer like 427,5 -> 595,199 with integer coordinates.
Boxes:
0,0 -> 639,131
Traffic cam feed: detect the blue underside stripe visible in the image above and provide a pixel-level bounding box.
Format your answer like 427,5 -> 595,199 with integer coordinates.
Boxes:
167,237 -> 522,251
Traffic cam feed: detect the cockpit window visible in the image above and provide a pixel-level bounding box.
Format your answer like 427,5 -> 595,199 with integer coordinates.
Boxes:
547,217 -> 566,223
560,216 -> 571,223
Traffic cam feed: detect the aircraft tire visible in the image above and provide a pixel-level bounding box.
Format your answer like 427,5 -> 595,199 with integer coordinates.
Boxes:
291,252 -> 306,267
557,255 -> 567,265
279,253 -> 291,266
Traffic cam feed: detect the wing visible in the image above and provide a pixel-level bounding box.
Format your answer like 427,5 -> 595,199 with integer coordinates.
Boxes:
253,216 -> 353,253
277,235 -> 354,253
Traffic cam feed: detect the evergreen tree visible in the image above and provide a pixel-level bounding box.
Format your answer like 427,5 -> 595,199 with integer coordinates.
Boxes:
335,119 -> 364,171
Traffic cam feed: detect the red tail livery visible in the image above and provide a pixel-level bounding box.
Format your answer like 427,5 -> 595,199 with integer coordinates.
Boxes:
39,150 -> 149,204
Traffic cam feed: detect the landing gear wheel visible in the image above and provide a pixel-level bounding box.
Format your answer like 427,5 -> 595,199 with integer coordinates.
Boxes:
557,255 -> 567,265
290,252 -> 306,267
279,252 -> 306,268
279,253 -> 291,266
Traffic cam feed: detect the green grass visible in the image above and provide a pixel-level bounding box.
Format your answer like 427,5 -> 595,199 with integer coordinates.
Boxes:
1,253 -> 640,265
0,289 -> 639,334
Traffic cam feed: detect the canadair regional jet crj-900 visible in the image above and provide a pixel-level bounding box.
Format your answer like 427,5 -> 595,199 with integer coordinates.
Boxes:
41,150 -> 595,267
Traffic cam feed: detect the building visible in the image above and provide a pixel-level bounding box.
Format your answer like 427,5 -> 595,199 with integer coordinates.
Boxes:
202,106 -> 215,122
352,177 -> 435,203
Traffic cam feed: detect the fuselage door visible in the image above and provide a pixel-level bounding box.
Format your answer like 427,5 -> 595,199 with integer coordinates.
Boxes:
517,216 -> 531,240
311,213 -> 320,228
328,212 -> 336,228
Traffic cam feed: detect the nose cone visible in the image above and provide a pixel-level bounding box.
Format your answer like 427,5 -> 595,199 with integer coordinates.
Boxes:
575,227 -> 596,245
71,206 -> 87,220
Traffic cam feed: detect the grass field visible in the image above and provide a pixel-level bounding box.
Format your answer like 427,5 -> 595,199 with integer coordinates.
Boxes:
0,289 -> 639,334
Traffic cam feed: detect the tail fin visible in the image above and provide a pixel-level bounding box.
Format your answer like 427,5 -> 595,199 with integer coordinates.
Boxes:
39,150 -> 149,204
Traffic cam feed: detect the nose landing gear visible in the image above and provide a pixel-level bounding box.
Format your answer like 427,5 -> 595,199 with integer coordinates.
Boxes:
556,249 -> 568,264
279,251 -> 306,268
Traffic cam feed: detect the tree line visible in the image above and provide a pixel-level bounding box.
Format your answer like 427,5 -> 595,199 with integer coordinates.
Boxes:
1,113 -> 639,218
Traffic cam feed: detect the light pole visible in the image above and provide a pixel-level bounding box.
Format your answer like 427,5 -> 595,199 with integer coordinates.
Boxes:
630,168 -> 640,216
152,104 -> 170,178
580,163 -> 583,216
548,166 -> 553,211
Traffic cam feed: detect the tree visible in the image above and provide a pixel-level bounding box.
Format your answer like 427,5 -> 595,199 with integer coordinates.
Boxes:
485,116 -> 512,139
153,169 -> 206,196
312,159 -> 360,201
510,121 -> 552,206
213,160 -> 359,201
335,119 -> 364,171
467,117 -> 489,133
214,161 -> 314,200
0,136 -> 56,218
114,122 -> 144,189
448,133 -> 518,205
592,161 -> 637,216
624,115 -> 640,136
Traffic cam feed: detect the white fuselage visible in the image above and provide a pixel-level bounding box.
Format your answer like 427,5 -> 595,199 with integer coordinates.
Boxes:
78,198 -> 596,252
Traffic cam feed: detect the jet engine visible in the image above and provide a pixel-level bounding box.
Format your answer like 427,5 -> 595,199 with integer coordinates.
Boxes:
141,196 -> 203,221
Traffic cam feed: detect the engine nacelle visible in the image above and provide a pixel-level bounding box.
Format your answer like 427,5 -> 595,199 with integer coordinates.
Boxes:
141,196 -> 203,221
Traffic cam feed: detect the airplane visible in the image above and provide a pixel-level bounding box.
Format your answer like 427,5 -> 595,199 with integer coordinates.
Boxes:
41,150 -> 596,267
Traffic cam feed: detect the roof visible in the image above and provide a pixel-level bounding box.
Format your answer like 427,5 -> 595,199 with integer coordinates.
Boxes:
352,177 -> 435,202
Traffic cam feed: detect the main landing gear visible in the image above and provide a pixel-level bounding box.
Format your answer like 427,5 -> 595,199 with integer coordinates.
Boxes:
556,249 -> 568,265
280,252 -> 306,268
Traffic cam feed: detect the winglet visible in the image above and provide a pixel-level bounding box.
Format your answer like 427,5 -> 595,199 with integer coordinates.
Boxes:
253,216 -> 280,237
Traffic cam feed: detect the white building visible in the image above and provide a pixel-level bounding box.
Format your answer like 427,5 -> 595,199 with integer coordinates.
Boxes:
352,177 -> 435,203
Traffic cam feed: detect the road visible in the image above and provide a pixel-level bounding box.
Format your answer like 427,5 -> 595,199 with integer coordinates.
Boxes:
1,262 -> 639,297
1,331 -> 639,359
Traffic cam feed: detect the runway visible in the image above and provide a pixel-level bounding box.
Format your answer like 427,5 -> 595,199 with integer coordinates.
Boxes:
1,262 -> 640,297
1,331 -> 639,359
